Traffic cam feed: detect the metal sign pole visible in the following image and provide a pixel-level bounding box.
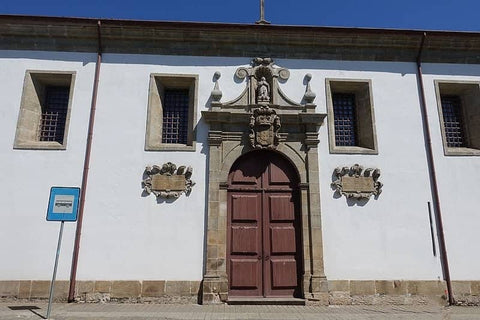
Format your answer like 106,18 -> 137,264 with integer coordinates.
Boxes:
46,221 -> 64,320
45,187 -> 80,318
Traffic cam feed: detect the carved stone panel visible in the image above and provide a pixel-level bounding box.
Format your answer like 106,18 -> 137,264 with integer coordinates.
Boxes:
331,164 -> 382,199
143,162 -> 195,199
151,175 -> 186,191
341,176 -> 374,193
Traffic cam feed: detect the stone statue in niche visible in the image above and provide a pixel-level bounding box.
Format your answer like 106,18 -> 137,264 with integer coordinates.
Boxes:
256,76 -> 270,103
249,106 -> 281,149
331,164 -> 382,199
143,162 -> 195,199
226,57 -> 296,107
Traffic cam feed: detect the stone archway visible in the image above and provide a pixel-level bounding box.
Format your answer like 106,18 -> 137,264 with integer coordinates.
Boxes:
202,58 -> 327,304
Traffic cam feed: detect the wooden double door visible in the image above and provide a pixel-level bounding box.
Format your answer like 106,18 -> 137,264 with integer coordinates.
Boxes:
227,151 -> 303,298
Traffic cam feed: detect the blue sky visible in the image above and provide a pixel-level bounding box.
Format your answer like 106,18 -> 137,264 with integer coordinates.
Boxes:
2,0 -> 480,31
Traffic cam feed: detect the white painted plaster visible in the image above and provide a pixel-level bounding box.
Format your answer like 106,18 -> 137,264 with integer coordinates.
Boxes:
1,51 -> 478,284
0,50 -> 96,280
421,63 -> 480,281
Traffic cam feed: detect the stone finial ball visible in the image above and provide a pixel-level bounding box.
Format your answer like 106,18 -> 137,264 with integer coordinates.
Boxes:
214,71 -> 221,79
305,73 -> 312,81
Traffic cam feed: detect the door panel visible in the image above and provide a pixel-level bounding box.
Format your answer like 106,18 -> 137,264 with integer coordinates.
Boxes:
228,151 -> 302,299
269,195 -> 294,221
271,260 -> 298,288
264,192 -> 299,297
228,193 -> 262,297
270,227 -> 296,253
268,161 -> 291,184
231,195 -> 259,221
230,159 -> 263,187
231,227 -> 258,254
230,259 -> 261,288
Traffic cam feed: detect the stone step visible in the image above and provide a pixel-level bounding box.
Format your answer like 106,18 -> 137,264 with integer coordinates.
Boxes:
227,297 -> 306,305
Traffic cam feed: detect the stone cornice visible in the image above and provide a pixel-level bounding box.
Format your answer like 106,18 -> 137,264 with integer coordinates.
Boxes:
201,110 -> 326,126
1,15 -> 480,63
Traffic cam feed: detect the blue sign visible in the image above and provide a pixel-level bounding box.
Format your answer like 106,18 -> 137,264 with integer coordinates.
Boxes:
46,187 -> 80,221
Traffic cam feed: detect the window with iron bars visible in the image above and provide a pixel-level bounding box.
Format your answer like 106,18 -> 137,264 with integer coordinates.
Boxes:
441,95 -> 466,148
39,86 -> 69,143
333,93 -> 357,146
162,89 -> 189,144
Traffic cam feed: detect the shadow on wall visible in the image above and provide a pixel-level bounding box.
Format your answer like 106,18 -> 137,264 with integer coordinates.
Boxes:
4,50 -> 480,77
0,50 -> 97,66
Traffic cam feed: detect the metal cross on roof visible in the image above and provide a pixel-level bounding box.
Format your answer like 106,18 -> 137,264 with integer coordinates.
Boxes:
256,0 -> 271,25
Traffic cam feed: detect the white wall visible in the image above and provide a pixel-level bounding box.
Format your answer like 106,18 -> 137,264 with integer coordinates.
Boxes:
0,50 -> 96,280
422,63 -> 480,280
1,51 -> 478,282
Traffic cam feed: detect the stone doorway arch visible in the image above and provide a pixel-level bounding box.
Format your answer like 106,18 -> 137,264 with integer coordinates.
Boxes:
202,58 -> 327,304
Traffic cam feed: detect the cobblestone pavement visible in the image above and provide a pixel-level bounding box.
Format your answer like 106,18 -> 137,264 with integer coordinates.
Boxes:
0,303 -> 479,320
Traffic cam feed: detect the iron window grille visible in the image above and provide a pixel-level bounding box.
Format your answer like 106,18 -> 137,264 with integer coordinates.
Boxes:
333,93 -> 357,146
162,89 -> 189,144
39,86 -> 69,143
441,95 -> 466,148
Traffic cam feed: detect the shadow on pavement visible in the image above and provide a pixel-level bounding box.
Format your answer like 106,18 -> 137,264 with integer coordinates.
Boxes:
8,305 -> 45,319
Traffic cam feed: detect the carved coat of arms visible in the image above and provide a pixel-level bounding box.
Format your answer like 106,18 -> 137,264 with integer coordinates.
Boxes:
249,106 -> 281,149
143,162 -> 195,199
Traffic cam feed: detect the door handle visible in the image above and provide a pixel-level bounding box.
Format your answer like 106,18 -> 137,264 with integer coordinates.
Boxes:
265,255 -> 270,260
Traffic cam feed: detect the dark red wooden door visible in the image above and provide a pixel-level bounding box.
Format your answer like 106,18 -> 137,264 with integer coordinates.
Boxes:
227,151 -> 302,298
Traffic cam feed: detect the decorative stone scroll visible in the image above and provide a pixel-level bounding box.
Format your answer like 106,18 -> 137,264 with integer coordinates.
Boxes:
331,164 -> 382,199
143,162 -> 195,199
249,106 -> 281,149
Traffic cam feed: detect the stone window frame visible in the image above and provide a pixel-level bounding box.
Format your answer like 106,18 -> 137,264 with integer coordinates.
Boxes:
145,73 -> 198,151
326,78 -> 378,154
434,80 -> 480,156
13,70 -> 76,150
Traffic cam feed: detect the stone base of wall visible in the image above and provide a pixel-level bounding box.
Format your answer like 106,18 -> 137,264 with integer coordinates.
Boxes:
327,280 -> 480,306
1,280 -> 480,305
0,280 -> 201,304
327,280 -> 446,306
202,276 -> 228,304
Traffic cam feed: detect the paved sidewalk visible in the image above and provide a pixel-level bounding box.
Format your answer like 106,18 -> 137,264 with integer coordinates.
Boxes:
0,302 -> 479,320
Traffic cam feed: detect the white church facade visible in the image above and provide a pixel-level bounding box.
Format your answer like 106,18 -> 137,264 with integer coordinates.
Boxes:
1,15 -> 480,305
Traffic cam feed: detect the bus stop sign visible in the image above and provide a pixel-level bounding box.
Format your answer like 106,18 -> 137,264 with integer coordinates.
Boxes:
46,187 -> 80,222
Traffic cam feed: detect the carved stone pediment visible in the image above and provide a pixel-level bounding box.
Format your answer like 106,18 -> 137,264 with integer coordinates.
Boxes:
143,162 -> 195,199
203,57 -> 326,151
249,106 -> 281,149
212,57 -> 303,108
331,164 -> 382,199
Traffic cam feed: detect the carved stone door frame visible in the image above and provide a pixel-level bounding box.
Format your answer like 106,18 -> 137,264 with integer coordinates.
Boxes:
201,58 -> 327,304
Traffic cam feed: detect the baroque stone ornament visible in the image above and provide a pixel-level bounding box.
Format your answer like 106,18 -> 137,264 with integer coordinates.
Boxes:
331,164 -> 382,199
249,106 -> 281,149
230,57 -> 295,107
303,73 -> 316,103
210,71 -> 222,102
143,162 -> 195,199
